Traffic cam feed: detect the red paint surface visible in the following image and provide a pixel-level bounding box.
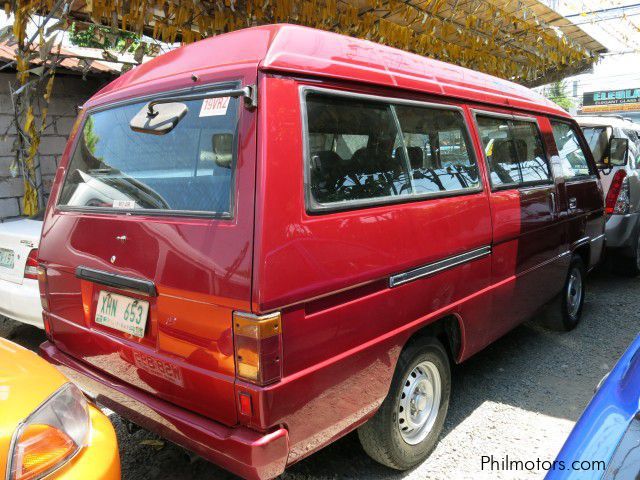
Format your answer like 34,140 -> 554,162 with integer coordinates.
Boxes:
38,25 -> 605,479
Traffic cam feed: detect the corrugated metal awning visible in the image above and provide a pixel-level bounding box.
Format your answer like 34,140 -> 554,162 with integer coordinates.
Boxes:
27,0 -> 608,86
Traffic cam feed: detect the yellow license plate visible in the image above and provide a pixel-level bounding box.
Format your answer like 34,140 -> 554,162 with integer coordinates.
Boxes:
95,291 -> 149,338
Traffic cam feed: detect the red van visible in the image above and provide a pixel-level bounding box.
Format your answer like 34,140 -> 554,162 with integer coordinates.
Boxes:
38,25 -> 604,480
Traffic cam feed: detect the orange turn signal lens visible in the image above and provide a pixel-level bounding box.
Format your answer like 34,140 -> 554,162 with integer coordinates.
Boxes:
36,265 -> 49,311
233,311 -> 282,386
13,424 -> 77,480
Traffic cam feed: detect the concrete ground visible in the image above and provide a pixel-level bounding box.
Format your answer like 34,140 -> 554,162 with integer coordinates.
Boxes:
2,267 -> 637,480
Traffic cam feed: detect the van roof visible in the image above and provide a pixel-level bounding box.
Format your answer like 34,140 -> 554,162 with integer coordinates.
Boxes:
88,24 -> 570,118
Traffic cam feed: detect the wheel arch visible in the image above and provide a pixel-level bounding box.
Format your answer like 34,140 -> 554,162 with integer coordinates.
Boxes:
403,314 -> 464,365
572,240 -> 590,267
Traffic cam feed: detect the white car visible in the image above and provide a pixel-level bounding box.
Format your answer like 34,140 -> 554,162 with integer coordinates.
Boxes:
0,216 -> 43,328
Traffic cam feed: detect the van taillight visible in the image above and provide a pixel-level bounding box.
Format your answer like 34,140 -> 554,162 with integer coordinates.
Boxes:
24,249 -> 38,280
606,170 -> 630,215
37,264 -> 49,311
233,311 -> 282,386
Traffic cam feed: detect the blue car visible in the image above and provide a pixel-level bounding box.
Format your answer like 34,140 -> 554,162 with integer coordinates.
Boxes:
547,335 -> 640,480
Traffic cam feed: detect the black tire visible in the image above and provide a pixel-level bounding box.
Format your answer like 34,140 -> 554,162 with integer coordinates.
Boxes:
612,233 -> 640,277
541,255 -> 586,331
358,338 -> 451,470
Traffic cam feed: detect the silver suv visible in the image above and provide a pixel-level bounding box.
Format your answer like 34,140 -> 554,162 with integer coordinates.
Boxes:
577,115 -> 640,275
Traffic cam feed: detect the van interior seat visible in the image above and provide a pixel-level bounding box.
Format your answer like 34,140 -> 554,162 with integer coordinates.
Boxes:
402,146 -> 424,171
491,139 -> 519,184
310,150 -> 345,202
351,147 -> 397,175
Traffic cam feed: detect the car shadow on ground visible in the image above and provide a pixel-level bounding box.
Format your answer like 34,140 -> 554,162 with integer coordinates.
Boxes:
0,317 -> 46,351
2,267 -> 638,480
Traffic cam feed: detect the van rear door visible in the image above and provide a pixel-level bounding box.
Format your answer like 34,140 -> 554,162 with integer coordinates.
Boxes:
39,83 -> 256,427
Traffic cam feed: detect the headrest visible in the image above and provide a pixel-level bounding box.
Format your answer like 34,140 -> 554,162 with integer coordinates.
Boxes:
492,139 -> 516,164
513,138 -> 528,160
351,147 -> 397,175
310,150 -> 342,171
406,147 -> 424,169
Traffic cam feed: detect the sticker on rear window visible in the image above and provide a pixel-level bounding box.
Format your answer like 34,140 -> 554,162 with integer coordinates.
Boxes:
199,97 -> 230,117
113,200 -> 136,209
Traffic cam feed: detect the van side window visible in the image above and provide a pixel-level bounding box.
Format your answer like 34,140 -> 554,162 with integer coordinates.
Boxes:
394,105 -> 480,194
551,122 -> 592,179
305,92 -> 480,207
476,115 -> 551,188
306,94 -> 411,204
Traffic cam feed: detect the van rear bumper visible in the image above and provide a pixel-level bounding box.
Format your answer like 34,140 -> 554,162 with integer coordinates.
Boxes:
39,341 -> 289,480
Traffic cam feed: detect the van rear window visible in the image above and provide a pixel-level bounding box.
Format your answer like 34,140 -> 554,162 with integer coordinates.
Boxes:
304,91 -> 479,209
58,93 -> 238,217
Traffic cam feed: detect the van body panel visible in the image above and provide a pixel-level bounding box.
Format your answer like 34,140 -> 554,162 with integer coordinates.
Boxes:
253,76 -> 494,313
237,267 -> 496,461
38,65 -> 259,427
487,185 -> 568,338
38,25 -> 605,480
540,116 -> 606,262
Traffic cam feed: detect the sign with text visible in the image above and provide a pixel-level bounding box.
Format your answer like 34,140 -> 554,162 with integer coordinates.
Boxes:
582,88 -> 640,113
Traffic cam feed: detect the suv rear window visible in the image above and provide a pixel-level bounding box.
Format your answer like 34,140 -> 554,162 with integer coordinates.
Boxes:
58,93 -> 238,217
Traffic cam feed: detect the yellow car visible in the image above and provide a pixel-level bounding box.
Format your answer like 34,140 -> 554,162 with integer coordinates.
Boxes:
0,338 -> 120,479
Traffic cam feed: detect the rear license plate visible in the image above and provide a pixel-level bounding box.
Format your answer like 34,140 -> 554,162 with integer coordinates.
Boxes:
95,291 -> 149,338
0,248 -> 14,269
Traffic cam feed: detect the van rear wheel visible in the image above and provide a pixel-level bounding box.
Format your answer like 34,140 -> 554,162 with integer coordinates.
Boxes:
358,338 -> 450,470
540,255 -> 586,331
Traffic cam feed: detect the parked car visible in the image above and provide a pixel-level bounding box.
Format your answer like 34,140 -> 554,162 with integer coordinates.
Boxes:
0,337 -> 120,479
577,116 -> 640,275
547,334 -> 640,480
0,214 -> 43,328
37,25 -> 605,480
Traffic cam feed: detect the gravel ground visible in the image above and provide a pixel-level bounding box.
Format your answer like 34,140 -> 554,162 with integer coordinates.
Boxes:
2,266 -> 638,480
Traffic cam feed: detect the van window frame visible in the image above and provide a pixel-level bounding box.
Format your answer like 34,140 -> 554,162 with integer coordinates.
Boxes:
55,81 -> 242,220
300,86 -> 483,214
471,108 -> 554,192
549,118 -> 598,181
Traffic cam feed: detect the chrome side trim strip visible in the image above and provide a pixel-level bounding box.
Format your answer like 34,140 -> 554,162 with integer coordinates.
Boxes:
572,236 -> 590,249
590,233 -> 605,243
389,246 -> 491,288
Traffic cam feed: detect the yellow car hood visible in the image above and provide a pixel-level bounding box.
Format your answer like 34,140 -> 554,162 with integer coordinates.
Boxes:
0,338 -> 67,475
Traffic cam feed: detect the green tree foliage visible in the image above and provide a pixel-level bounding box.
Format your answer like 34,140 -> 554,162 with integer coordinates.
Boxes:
69,23 -> 144,54
545,81 -> 574,112
83,117 -> 99,156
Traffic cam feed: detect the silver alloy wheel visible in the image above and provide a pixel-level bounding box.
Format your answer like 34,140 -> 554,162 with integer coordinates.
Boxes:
397,360 -> 442,445
566,267 -> 583,318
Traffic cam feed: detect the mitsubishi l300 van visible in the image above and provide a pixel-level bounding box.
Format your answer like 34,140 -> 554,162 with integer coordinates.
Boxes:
37,25 -> 605,480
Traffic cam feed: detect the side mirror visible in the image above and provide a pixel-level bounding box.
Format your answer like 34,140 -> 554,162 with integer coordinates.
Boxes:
212,133 -> 234,169
607,138 -> 629,167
